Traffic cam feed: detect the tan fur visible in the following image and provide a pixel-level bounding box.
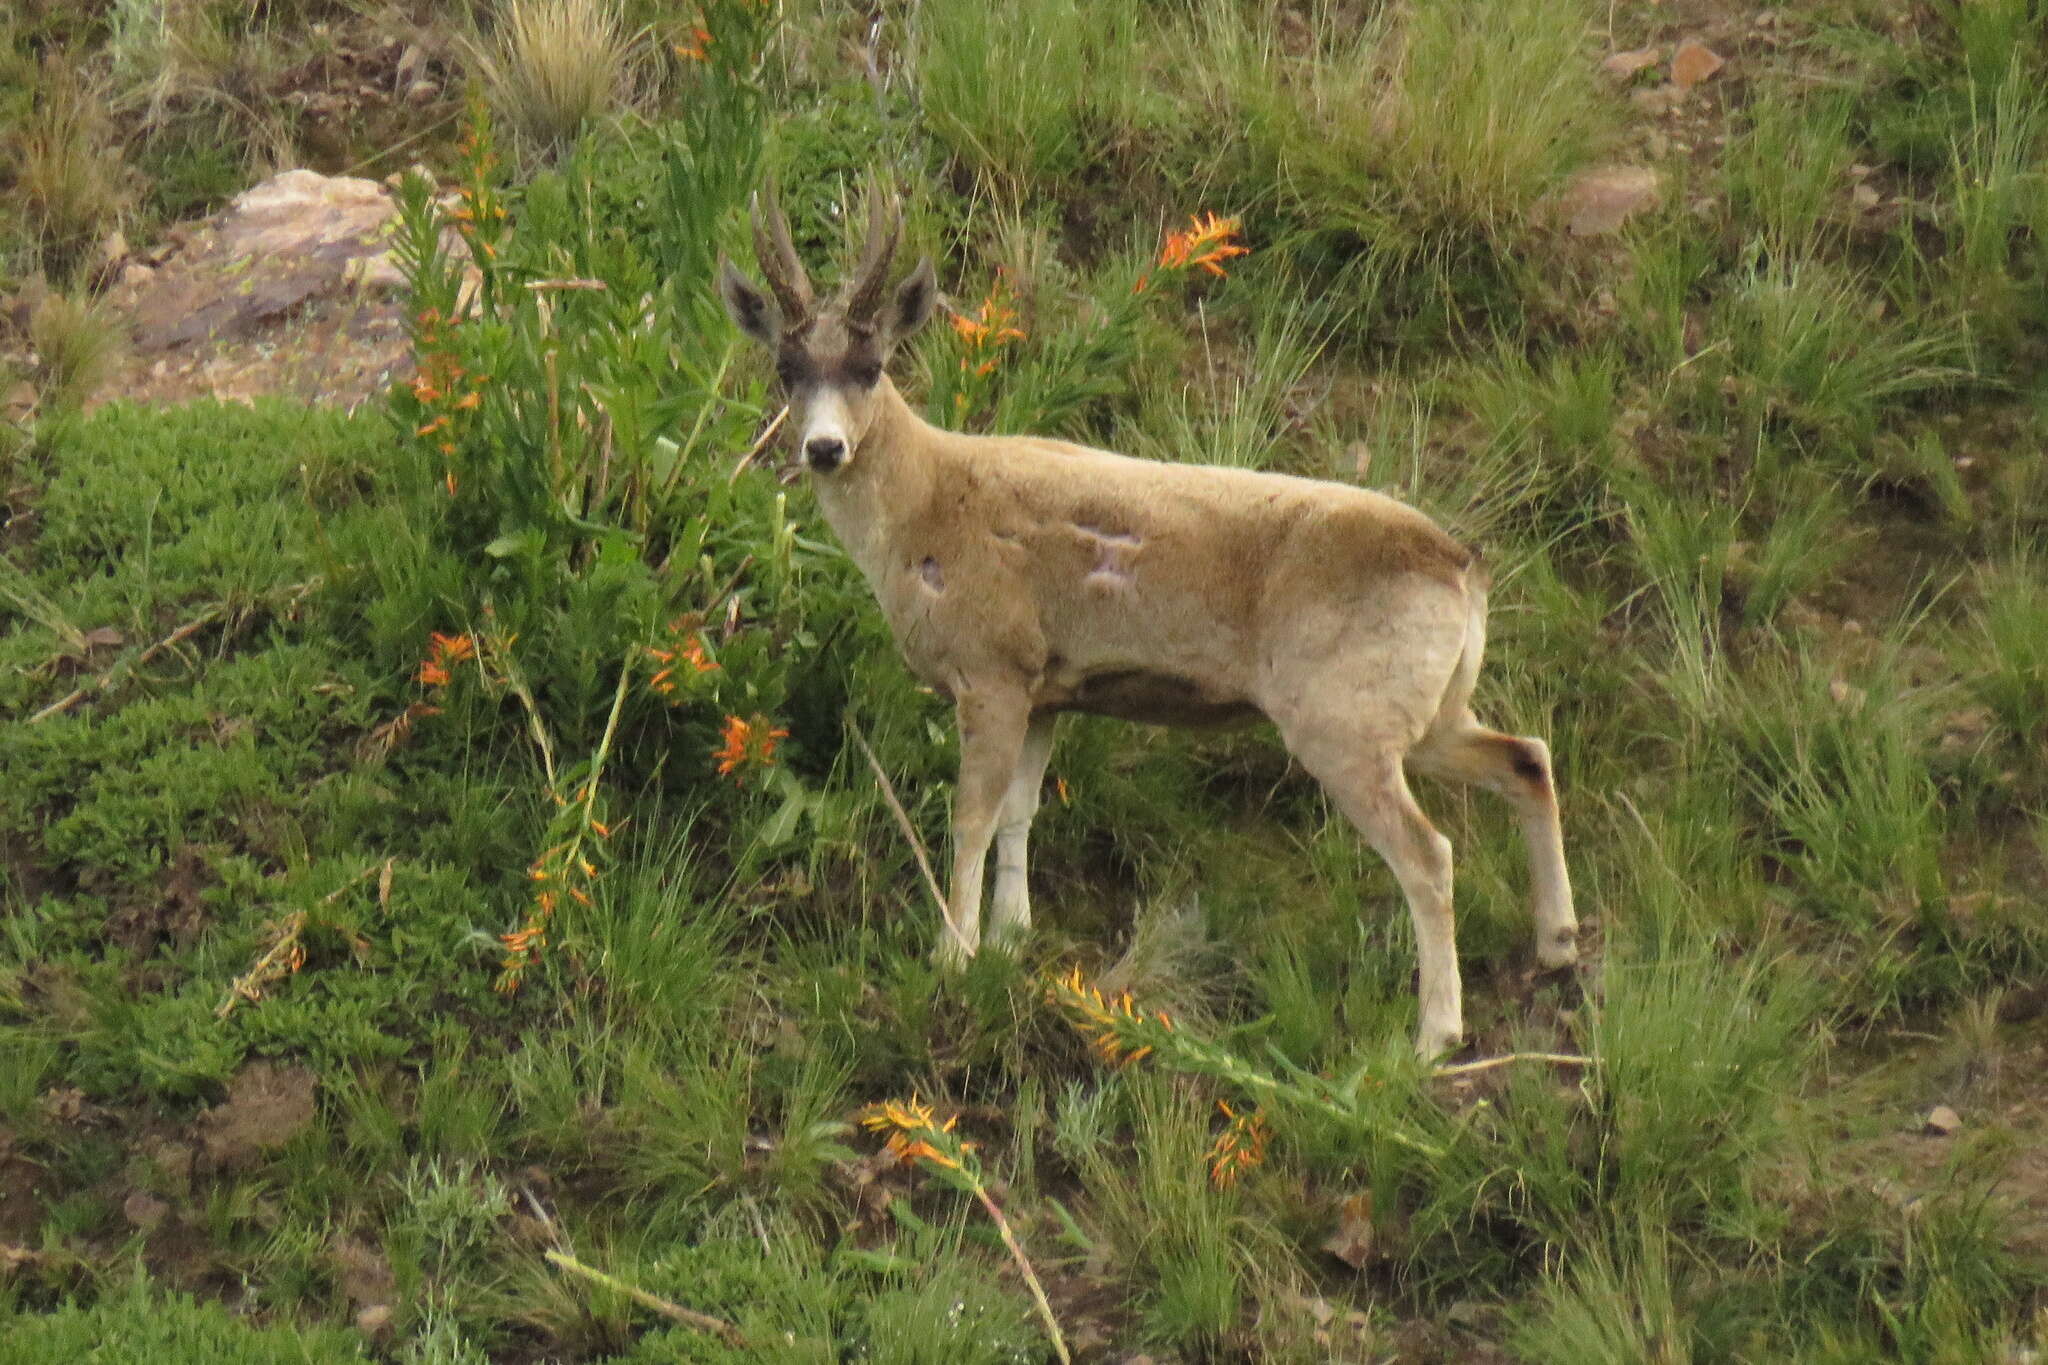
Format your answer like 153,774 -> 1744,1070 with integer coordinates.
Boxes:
721,191 -> 1577,1057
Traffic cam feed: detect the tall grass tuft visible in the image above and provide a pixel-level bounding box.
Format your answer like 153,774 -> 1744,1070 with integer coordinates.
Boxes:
1171,0 -> 1613,245
17,55 -> 129,280
1710,259 -> 1975,455
470,0 -> 643,160
915,0 -> 1145,193
28,292 -> 120,411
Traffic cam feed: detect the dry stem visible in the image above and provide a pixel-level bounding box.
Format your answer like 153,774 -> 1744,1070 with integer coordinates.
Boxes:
846,720 -> 972,957
544,1250 -> 746,1347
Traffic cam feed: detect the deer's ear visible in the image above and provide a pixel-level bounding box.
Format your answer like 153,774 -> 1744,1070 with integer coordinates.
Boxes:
718,255 -> 779,346
886,256 -> 938,345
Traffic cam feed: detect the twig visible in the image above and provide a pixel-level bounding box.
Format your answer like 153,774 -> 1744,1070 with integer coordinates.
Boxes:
846,720 -> 973,957
29,604 -> 225,723
1431,1052 -> 1595,1079
215,861 -> 385,1018
729,405 -> 788,483
972,1186 -> 1071,1365
28,579 -> 322,724
524,277 -> 607,292
544,1250 -> 747,1348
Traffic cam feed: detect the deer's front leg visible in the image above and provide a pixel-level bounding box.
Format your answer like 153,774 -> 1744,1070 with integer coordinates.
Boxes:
934,687 -> 1032,969
989,711 -> 1058,942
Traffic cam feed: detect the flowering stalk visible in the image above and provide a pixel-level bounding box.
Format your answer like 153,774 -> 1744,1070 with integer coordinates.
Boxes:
860,1098 -> 1070,1365
942,273 -> 1027,426
1046,968 -> 1446,1162
495,654 -> 633,994
1135,210 -> 1251,293
712,712 -> 788,784
1206,1100 -> 1272,1190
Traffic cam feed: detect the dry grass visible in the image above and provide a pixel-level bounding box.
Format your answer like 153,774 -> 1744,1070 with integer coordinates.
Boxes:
15,55 -> 130,280
29,292 -> 120,410
469,0 -> 643,160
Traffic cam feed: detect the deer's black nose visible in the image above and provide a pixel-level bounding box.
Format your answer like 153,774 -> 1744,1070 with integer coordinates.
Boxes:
805,435 -> 846,471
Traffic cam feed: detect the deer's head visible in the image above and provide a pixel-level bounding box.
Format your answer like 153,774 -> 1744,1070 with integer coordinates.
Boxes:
718,185 -> 937,474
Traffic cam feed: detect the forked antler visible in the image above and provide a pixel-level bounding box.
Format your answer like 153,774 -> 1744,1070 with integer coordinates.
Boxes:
841,185 -> 903,325
749,184 -> 813,325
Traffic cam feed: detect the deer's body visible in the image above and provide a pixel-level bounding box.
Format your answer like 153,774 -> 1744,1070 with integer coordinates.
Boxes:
826,377 -> 1471,727
720,190 -> 1577,1057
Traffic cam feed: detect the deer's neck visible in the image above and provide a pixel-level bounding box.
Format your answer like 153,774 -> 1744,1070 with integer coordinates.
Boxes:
810,377 -> 941,586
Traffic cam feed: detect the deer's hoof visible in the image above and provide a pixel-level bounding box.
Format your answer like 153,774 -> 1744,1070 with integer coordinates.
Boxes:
1537,928 -> 1580,970
1415,1024 -> 1465,1062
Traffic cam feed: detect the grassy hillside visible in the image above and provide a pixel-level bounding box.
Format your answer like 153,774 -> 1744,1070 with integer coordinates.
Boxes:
3,1 -> 2047,1360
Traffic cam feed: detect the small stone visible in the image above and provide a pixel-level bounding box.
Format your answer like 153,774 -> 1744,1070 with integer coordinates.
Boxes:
1602,46 -> 1663,77
1671,39 -> 1726,90
122,1190 -> 169,1231
355,1304 -> 394,1339
1923,1105 -> 1962,1136
1558,166 -> 1662,237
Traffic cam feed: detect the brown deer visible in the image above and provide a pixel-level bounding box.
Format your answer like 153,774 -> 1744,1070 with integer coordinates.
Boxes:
718,188 -> 1576,1057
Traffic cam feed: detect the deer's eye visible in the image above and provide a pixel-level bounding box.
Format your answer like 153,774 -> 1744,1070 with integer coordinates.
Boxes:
848,361 -> 883,388
774,357 -> 803,388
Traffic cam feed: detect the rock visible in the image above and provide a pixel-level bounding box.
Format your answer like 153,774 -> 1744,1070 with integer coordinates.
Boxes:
1557,166 -> 1662,236
355,1304 -> 394,1339
1321,1191 -> 1376,1268
1923,1105 -> 1962,1136
93,167 -> 469,408
1671,40 -> 1726,91
122,1190 -> 169,1231
1602,46 -> 1662,77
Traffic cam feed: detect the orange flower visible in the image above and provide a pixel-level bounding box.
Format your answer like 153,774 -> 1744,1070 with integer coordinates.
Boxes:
860,1096 -> 975,1171
674,26 -> 712,60
1158,211 -> 1250,277
950,278 -> 1025,363
1207,1101 -> 1271,1189
713,713 -> 788,781
416,631 -> 476,686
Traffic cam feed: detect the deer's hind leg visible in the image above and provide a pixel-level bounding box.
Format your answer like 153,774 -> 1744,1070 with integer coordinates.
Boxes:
1273,707 -> 1466,1059
1408,711 -> 1577,968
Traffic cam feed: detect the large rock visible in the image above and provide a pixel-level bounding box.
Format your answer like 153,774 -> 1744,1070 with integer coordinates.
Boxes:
98,169 -> 460,408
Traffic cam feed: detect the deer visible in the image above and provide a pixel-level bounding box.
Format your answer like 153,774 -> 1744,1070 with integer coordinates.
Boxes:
717,187 -> 1577,1058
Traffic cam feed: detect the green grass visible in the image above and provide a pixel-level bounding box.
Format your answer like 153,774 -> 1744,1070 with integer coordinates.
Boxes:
3,1 -> 2048,1360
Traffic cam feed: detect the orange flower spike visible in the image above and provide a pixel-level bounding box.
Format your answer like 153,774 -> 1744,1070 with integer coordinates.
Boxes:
951,312 -> 990,346
417,660 -> 450,687
674,27 -> 712,61
1158,211 -> 1250,278
681,639 -> 719,673
713,715 -> 752,776
429,632 -> 476,663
